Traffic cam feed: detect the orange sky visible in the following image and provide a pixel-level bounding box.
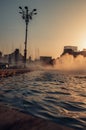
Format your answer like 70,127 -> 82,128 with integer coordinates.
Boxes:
0,0 -> 86,59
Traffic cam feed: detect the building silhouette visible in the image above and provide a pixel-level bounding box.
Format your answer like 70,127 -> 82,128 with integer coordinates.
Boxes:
8,49 -> 23,65
40,56 -> 55,65
61,46 -> 86,57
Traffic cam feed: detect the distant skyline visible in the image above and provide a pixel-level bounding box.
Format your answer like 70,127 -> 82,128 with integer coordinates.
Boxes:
0,0 -> 86,59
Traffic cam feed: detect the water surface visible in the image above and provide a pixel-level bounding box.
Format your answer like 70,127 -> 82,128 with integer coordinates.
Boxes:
0,70 -> 86,130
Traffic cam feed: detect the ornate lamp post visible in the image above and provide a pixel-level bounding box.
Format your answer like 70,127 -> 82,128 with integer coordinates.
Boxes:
19,6 -> 37,67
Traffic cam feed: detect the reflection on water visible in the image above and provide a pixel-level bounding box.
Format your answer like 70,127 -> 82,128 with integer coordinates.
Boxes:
0,70 -> 86,130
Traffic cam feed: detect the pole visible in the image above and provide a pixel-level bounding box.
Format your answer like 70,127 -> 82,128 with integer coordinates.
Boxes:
24,8 -> 28,67
24,21 -> 28,66
19,6 -> 37,67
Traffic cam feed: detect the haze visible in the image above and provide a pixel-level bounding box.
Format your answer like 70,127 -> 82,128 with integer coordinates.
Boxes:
0,0 -> 86,59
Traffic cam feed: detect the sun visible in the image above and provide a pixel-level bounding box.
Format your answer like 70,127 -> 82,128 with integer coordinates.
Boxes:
81,39 -> 86,50
79,36 -> 86,51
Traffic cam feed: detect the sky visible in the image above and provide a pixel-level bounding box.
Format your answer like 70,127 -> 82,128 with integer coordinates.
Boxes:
0,0 -> 86,59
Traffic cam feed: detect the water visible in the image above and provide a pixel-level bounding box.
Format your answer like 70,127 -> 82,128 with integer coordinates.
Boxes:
0,70 -> 86,130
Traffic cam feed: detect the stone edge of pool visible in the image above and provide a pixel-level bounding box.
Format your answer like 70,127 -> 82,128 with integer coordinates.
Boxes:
0,68 -> 32,78
0,103 -> 74,130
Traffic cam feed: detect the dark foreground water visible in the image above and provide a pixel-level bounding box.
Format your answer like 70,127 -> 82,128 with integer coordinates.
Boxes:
0,70 -> 86,130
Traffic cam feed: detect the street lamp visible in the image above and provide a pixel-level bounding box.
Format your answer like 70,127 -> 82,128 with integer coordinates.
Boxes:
19,6 -> 37,67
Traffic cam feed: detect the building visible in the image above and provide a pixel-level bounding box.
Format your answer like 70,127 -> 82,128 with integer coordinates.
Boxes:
80,49 -> 86,57
64,46 -> 78,52
1,49 -> 23,65
61,46 -> 86,57
8,49 -> 23,65
39,56 -> 55,65
40,56 -> 52,65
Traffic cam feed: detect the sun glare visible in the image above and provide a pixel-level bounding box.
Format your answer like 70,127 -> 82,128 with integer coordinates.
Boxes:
79,36 -> 86,51
82,40 -> 86,50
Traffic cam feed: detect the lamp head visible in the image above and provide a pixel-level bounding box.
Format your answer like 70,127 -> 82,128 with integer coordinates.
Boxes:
33,9 -> 37,12
34,12 -> 37,15
25,6 -> 28,10
19,6 -> 22,10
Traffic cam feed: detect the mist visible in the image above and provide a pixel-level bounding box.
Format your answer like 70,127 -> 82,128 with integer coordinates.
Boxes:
27,53 -> 86,72
54,54 -> 86,71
